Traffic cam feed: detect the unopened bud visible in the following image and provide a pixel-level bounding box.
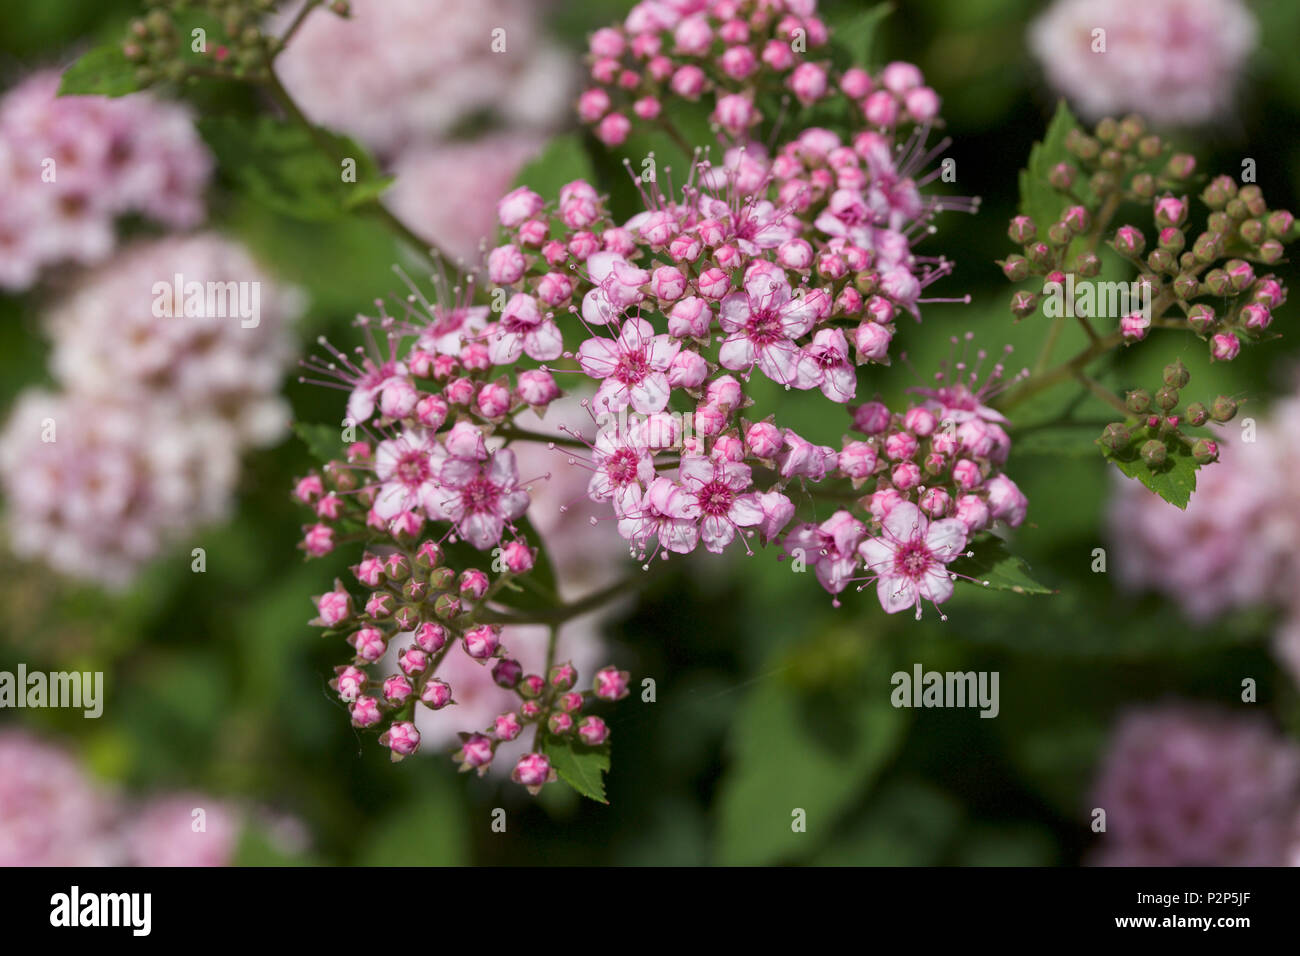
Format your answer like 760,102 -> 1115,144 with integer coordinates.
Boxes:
1140,439 -> 1167,467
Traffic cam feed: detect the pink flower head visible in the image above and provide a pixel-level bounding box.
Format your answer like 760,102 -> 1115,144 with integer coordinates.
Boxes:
618,477 -> 700,555
372,429 -> 444,520
310,581 -> 353,627
488,293 -> 563,365
380,721 -> 421,761
858,502 -> 970,619
803,328 -> 857,403
783,510 -> 868,597
677,457 -> 764,553
433,449 -> 530,549
579,316 -> 681,415
593,666 -> 630,701
717,268 -> 820,388
512,753 -> 555,794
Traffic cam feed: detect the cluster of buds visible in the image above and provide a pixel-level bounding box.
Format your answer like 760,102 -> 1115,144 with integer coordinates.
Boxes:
122,0 -> 322,87
300,469 -> 627,789
1000,113 -> 1294,364
1098,360 -> 1238,470
577,0 -> 946,147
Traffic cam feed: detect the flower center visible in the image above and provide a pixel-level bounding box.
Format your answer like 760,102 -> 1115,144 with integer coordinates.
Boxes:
697,480 -> 734,517
615,349 -> 650,384
746,308 -> 783,345
607,448 -> 638,484
461,476 -> 500,514
395,452 -> 428,486
894,540 -> 932,579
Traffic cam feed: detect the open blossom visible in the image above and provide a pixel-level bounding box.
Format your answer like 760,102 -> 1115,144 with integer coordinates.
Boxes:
1089,705 -> 1300,866
432,448 -> 530,549
578,316 -> 680,414
677,457 -> 764,553
783,511 -> 866,598
0,71 -> 211,290
717,266 -> 820,388
858,502 -> 969,618
372,429 -> 445,519
1028,0 -> 1258,125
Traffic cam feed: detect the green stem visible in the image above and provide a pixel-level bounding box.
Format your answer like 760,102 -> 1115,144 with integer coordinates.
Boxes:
480,575 -> 642,626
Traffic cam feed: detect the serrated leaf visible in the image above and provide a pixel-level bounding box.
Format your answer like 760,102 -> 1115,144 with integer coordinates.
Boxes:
1102,439 -> 1201,509
950,536 -> 1053,595
59,46 -> 140,98
199,116 -> 390,222
543,735 -> 610,804
293,421 -> 344,463
1018,100 -> 1085,229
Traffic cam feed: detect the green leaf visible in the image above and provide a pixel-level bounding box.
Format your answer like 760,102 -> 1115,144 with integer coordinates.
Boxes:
949,536 -> 1054,595
59,46 -> 140,98
831,2 -> 894,70
199,116 -> 391,222
512,132 -> 594,200
293,421 -> 344,464
1018,100 -> 1084,229
715,638 -> 908,865
542,735 -> 610,804
1101,437 -> 1201,509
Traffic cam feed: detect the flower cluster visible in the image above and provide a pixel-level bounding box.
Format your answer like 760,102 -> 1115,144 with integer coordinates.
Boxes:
1089,704 -> 1300,866
0,234 -> 300,588
1096,361 -> 1236,471
0,730 -> 265,866
1001,114 -> 1293,366
0,70 -> 211,291
576,0 -> 945,147
273,0 -> 572,158
1029,0 -> 1258,126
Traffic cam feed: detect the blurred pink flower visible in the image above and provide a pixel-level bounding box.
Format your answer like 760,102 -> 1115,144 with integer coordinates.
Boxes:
0,71 -> 211,290
273,0 -> 572,158
1028,0 -> 1258,125
382,135 -> 547,263
1090,705 -> 1300,866
125,794 -> 240,867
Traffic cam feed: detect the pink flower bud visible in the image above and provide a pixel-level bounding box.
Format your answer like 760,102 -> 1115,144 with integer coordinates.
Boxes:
512,753 -> 554,794
593,666 -> 630,701
589,27 -> 624,58
517,218 -> 548,246
1120,312 -> 1150,342
459,568 -> 489,600
1154,195 -> 1187,228
413,622 -> 447,655
746,421 -> 783,458
892,460 -> 921,490
853,401 -> 892,435
1240,303 -> 1272,331
383,675 -> 413,703
487,244 -> 526,285
841,67 -> 873,98
463,624 -> 500,660
501,540 -> 535,574
633,96 -> 661,120
667,296 -> 711,338
712,434 -> 745,461
903,407 -> 937,437
578,716 -> 610,746
789,63 -> 828,105
984,474 -> 1028,527
497,187 -> 545,228
696,268 -> 731,300
854,320 -> 893,362
302,523 -> 334,556
577,87 -> 611,123
455,733 -> 493,773
651,265 -> 688,302
670,64 -> 706,99
867,486 -> 905,521
1210,332 -> 1241,362
293,474 -> 324,503
863,90 -> 899,128
476,381 -> 512,419
952,459 -> 983,491
350,696 -> 381,728
885,431 -> 918,461
713,93 -> 758,135
398,647 -> 429,677
904,86 -> 939,122
595,113 -> 631,146
331,665 -> 366,702
882,61 -> 924,93
668,350 -> 709,388
311,584 -> 353,627
420,679 -> 452,710
516,369 -> 559,408
350,626 -> 387,662
954,494 -> 990,533
920,487 -> 952,518
492,712 -> 523,742
838,440 -> 878,479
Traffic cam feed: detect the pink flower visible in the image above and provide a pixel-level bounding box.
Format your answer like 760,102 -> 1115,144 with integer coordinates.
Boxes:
433,449 -> 530,549
803,328 -> 857,402
593,666 -> 630,701
579,316 -> 681,415
372,429 -> 444,520
677,457 -> 765,553
783,510 -> 867,596
589,427 -> 656,515
984,474 -> 1028,527
717,268 -> 819,387
380,721 -> 421,762
511,753 -> 555,794
311,581 -> 353,627
858,502 -> 969,618
487,293 -> 563,365
618,477 -> 700,555
497,187 -> 544,228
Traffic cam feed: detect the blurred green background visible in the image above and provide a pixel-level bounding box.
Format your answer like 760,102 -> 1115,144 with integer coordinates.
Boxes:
2,0 -> 1298,866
